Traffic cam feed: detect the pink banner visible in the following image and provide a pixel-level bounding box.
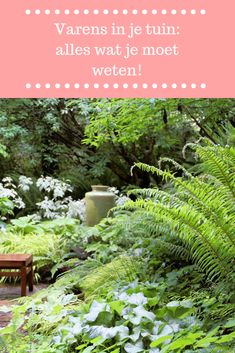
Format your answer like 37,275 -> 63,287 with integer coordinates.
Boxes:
0,0 -> 234,97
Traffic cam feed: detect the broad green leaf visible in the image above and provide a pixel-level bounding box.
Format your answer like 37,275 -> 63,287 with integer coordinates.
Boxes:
166,332 -> 204,350
216,331 -> 235,343
150,334 -> 173,347
94,311 -> 114,326
91,336 -> 104,344
194,336 -> 218,348
224,319 -> 235,328
76,343 -> 87,350
148,297 -> 159,307
207,326 -> 220,337
109,301 -> 125,315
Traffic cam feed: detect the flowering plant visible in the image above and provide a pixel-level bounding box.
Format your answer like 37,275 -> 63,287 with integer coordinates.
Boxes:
0,175 -> 85,222
0,177 -> 25,221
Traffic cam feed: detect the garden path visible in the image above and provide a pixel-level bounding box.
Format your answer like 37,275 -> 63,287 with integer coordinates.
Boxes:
0,284 -> 48,328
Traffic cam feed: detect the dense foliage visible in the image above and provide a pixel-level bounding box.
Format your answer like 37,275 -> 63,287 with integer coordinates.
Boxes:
1,98 -> 235,191
0,99 -> 235,353
127,144 -> 235,283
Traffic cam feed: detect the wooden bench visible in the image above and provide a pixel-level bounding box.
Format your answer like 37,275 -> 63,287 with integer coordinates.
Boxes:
0,254 -> 33,296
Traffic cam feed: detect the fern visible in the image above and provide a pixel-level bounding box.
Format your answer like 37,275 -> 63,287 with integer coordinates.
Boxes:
152,238 -> 190,261
80,256 -> 140,298
208,303 -> 235,322
197,146 -> 235,200
124,146 -> 235,282
52,255 -> 142,300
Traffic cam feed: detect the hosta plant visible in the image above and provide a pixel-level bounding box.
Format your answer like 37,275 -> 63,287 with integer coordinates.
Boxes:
1,281 -> 234,353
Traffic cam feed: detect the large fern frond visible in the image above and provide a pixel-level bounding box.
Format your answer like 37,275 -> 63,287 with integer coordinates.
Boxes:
126,146 -> 235,282
196,146 -> 235,200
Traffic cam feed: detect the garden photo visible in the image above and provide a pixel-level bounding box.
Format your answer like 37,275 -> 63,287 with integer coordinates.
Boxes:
0,98 -> 234,352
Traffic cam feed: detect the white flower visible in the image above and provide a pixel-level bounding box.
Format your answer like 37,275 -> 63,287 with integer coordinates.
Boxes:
36,196 -> 59,219
36,176 -> 56,192
37,196 -> 55,210
18,175 -> 33,192
2,177 -> 16,189
36,176 -> 72,199
53,186 -> 65,198
14,197 -> 25,209
67,199 -> 85,220
2,177 -> 12,183
0,183 -> 17,198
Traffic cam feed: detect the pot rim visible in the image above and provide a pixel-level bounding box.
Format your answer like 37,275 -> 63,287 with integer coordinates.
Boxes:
91,185 -> 110,191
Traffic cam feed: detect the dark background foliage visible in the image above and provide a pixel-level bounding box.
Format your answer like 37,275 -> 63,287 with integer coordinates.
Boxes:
0,98 -> 234,196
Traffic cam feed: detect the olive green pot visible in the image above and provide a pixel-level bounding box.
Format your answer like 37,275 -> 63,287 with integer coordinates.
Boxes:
85,185 -> 116,226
